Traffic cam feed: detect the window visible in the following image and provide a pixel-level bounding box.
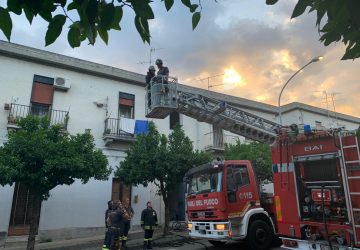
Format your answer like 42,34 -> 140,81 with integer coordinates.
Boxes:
34,75 -> 54,85
232,166 -> 250,187
226,165 -> 250,203
170,112 -> 180,129
119,92 -> 135,119
31,75 -> 54,105
188,169 -> 223,194
227,165 -> 250,190
31,103 -> 50,117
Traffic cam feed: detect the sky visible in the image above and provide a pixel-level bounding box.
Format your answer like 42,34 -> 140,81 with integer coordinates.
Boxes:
2,0 -> 360,117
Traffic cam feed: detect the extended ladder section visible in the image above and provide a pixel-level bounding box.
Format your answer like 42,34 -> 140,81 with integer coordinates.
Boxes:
146,78 -> 279,144
339,132 -> 360,244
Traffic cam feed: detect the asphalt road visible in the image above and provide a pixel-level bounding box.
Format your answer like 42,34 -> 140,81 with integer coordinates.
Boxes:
86,240 -> 283,250
150,240 -> 283,250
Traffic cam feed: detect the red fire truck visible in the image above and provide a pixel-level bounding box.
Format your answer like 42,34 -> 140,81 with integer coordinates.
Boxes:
184,159 -> 277,250
146,78 -> 360,249
272,129 -> 360,250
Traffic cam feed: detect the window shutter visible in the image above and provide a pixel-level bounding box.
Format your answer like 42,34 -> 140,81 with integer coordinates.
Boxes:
31,82 -> 54,105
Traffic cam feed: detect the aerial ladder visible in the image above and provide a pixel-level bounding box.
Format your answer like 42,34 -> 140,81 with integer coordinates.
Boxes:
145,77 -> 279,144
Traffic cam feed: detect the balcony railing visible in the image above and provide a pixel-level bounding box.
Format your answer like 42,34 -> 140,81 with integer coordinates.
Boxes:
7,103 -> 69,130
103,118 -> 136,145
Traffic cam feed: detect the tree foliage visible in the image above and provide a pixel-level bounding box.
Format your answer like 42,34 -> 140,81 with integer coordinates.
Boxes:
267,0 -> 360,60
0,116 -> 110,197
0,0 -> 202,48
115,122 -> 210,234
224,140 -> 272,182
0,116 -> 110,250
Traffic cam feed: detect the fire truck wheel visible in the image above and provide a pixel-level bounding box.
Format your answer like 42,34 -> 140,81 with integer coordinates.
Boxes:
247,220 -> 273,250
208,240 -> 226,247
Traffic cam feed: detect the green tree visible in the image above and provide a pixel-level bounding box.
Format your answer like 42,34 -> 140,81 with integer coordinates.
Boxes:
115,123 -> 210,234
224,140 -> 272,182
267,0 -> 360,60
0,0 -> 202,47
0,116 -> 110,250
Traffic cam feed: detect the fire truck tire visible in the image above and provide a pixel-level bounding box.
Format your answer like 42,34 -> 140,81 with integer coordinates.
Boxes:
208,240 -> 226,247
247,220 -> 273,250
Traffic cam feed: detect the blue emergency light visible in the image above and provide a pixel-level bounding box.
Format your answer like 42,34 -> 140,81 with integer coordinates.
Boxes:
304,124 -> 312,134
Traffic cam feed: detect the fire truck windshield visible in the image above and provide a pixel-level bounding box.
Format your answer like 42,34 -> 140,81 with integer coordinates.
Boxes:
188,169 -> 223,194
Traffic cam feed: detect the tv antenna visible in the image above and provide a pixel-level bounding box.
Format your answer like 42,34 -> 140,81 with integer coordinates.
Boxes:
319,90 -> 341,126
138,47 -> 165,66
198,74 -> 224,90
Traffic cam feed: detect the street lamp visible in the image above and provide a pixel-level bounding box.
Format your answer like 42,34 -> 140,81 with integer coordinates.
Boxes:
277,56 -> 323,125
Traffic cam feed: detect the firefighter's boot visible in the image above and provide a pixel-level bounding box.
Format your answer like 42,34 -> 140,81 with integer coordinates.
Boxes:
121,240 -> 127,249
147,240 -> 153,249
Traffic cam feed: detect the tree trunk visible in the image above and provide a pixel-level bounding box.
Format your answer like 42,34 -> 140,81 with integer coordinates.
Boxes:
163,196 -> 170,236
26,191 -> 42,250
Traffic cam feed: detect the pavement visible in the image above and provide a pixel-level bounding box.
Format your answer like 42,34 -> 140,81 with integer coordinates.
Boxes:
1,229 -> 191,250
1,229 -> 283,250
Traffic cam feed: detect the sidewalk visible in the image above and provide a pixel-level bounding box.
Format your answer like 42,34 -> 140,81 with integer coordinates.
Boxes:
1,230 -> 194,250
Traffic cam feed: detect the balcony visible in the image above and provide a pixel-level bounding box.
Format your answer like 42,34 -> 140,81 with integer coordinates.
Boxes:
6,103 -> 69,130
103,118 -> 137,146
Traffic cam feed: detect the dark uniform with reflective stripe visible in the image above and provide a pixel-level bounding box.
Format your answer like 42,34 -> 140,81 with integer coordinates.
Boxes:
120,205 -> 134,248
141,207 -> 158,249
108,210 -> 123,250
102,207 -> 112,250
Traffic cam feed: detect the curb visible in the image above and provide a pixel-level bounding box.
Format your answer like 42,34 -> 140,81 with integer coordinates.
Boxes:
1,231 -> 193,250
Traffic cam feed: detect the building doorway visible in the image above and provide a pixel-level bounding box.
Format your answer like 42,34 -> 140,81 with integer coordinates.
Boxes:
112,178 -> 132,203
8,183 -> 41,236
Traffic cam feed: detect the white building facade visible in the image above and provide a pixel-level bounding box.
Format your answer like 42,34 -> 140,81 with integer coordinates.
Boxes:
0,41 -> 359,245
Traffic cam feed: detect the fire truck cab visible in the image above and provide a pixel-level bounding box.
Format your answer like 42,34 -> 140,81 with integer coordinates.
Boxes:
185,159 -> 276,250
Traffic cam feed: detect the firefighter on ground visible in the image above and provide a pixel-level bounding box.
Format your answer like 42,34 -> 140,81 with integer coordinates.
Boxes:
102,200 -> 113,250
141,201 -> 158,250
120,197 -> 134,249
107,201 -> 130,250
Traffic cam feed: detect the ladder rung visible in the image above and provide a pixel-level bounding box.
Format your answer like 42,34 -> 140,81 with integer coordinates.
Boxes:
346,160 -> 360,164
353,208 -> 360,212
343,145 -> 358,149
355,225 -> 360,228
350,192 -> 360,195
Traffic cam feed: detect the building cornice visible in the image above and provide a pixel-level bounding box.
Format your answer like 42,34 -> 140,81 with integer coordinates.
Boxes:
279,102 -> 360,124
0,40 -> 146,86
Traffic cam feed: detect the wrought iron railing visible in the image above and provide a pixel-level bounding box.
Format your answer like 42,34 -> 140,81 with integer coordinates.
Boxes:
104,117 -> 135,139
7,103 -> 69,130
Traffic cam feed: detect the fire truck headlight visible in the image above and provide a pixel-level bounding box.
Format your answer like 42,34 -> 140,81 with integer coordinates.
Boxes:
188,223 -> 193,230
215,224 -> 227,230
